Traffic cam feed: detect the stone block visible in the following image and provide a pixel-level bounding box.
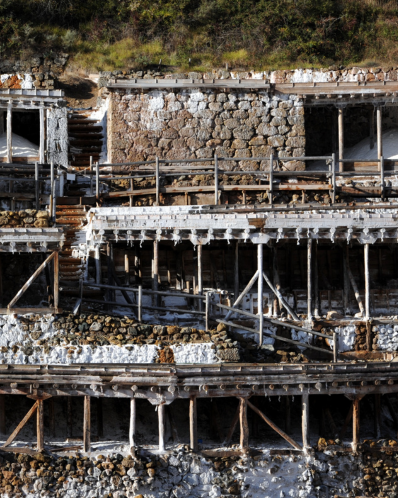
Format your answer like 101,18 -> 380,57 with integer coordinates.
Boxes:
169,118 -> 185,130
180,127 -> 195,138
209,102 -> 223,111
286,136 -> 305,148
249,136 -> 267,146
271,108 -> 287,118
197,128 -> 212,140
196,147 -> 214,158
234,148 -> 251,158
270,117 -> 286,126
257,123 -> 278,136
216,93 -> 227,103
251,145 -> 272,157
231,139 -> 247,149
268,135 -> 285,147
233,110 -> 249,119
233,125 -> 254,140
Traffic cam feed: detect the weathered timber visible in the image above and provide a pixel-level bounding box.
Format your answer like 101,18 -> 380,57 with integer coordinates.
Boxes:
36,399 -> 44,452
3,401 -> 38,448
239,397 -> 249,453
129,398 -> 136,451
302,394 -> 310,451
353,398 -> 360,453
83,396 -> 91,452
247,399 -> 302,450
158,403 -> 166,452
189,396 -> 198,452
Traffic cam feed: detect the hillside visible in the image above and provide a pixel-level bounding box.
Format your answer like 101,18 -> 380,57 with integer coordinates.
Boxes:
2,0 -> 398,72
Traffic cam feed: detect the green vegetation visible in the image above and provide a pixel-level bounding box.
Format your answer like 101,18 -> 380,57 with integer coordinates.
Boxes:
3,0 -> 398,71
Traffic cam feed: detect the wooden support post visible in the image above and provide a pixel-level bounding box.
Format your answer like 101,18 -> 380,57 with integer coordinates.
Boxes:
198,244 -> 203,313
124,252 -> 130,285
49,397 -> 55,437
234,241 -> 239,300
269,152 -> 274,205
307,239 -> 312,321
377,106 -> 382,169
3,401 -> 38,448
158,403 -> 166,452
37,399 -> 44,452
302,393 -> 310,451
338,106 -> 344,172
331,152 -> 336,203
83,396 -> 91,453
364,244 -> 370,320
153,240 -> 159,307
353,397 -> 360,453
95,246 -> 101,284
129,398 -> 136,452
214,154 -> 219,205
8,251 -> 57,309
50,161 -> 55,221
54,251 -> 59,312
0,395 -> 5,435
189,396 -> 198,452
205,291 -> 210,331
314,242 -> 320,318
374,394 -> 381,439
239,397 -> 249,453
67,397 -> 72,439
155,156 -> 160,205
6,102 -> 12,164
138,285 -> 142,322
39,106 -> 45,164
370,107 -> 375,150
95,162 -> 99,200
272,245 -> 281,317
35,161 -> 40,210
258,245 -> 264,345
366,320 -> 372,352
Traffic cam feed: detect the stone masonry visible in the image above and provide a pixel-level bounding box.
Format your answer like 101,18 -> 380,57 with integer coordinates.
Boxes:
108,89 -> 305,170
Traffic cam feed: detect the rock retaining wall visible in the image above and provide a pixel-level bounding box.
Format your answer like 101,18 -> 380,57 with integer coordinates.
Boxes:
108,89 -> 305,169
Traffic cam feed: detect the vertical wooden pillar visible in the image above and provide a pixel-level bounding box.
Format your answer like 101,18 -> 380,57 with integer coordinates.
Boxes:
6,102 -> 12,164
314,242 -> 319,318
198,244 -> 203,313
67,397 -> 72,438
239,397 -> 249,453
338,106 -> 344,172
374,394 -> 381,438
364,244 -> 370,320
0,394 -> 5,435
214,154 -> 219,205
343,245 -> 350,315
377,106 -> 383,169
129,398 -> 136,451
124,252 -> 130,285
307,239 -> 312,321
353,397 -> 360,453
106,243 -> 114,310
158,403 -> 165,452
234,241 -> 239,300
37,399 -> 44,452
153,240 -> 159,307
95,246 -> 101,284
369,107 -> 375,150
257,244 -> 263,345
189,396 -> 198,452
302,393 -> 310,452
53,251 -> 59,312
83,396 -> 91,453
39,106 -> 45,164
272,245 -> 281,316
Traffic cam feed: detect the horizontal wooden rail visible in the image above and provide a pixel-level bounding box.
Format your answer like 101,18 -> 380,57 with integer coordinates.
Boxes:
86,282 -> 205,300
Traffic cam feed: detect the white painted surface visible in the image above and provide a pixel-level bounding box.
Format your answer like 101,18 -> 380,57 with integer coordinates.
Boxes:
0,132 -> 39,157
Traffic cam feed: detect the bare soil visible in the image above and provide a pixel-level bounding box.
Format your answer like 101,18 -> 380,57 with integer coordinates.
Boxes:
57,74 -> 99,109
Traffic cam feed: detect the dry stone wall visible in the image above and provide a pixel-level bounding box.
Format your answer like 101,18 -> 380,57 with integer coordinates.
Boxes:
108,89 -> 305,170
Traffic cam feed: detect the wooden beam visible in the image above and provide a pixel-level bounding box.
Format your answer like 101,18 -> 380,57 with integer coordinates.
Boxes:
3,401 -> 38,448
39,107 -> 45,164
6,103 -> 11,164
83,396 -> 91,453
262,272 -> 299,321
302,394 -> 309,451
338,106 -> 344,172
307,239 -> 312,320
129,398 -> 136,452
189,396 -> 198,452
225,270 -> 259,321
272,245 -> 281,316
364,244 -> 370,320
158,403 -> 165,452
247,399 -> 302,450
257,244 -> 264,345
377,106 -> 382,168
37,399 -> 44,452
153,240 -> 159,307
198,244 -> 203,313
239,397 -> 249,453
124,251 -> 130,285
353,397 -> 360,453
8,251 -> 57,309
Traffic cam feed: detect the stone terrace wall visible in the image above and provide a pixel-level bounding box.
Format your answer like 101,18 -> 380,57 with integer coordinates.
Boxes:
108,89 -> 305,169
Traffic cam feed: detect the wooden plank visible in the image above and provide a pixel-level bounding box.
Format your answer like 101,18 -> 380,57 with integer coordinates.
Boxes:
353,398 -> 360,453
189,396 -> 198,452
36,399 -> 44,452
7,251 -> 57,309
247,399 -> 302,451
3,401 -> 38,448
83,396 -> 91,452
129,398 -> 136,451
158,403 -> 165,452
39,107 -> 45,164
302,394 -> 309,451
239,397 -> 249,453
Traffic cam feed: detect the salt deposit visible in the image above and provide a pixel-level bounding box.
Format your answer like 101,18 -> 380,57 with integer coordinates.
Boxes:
344,128 -> 398,160
0,132 -> 39,157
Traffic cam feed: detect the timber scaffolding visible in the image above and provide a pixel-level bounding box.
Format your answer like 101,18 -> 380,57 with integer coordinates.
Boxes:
0,361 -> 396,454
